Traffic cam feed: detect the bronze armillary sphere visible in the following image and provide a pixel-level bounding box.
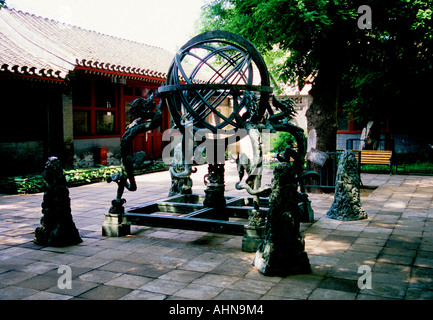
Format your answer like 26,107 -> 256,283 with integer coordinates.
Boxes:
158,30 -> 273,136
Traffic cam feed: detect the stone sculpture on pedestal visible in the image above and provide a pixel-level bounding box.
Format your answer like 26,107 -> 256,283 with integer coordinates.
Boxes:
34,157 -> 82,247
253,163 -> 311,276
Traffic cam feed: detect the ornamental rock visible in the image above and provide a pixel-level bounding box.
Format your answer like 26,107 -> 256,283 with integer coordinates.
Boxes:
326,150 -> 367,221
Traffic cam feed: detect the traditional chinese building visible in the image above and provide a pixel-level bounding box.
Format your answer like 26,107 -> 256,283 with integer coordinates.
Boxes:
0,8 -> 173,176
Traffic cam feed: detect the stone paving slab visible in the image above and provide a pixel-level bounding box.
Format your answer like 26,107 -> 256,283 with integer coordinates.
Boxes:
1,162 -> 433,301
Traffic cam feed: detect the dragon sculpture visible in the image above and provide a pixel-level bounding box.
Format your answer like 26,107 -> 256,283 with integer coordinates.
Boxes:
107,92 -> 163,213
234,93 -> 318,223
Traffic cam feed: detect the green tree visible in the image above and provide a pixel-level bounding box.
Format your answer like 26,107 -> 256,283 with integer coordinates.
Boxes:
0,0 -> 7,8
198,0 -> 433,151
341,1 -> 432,146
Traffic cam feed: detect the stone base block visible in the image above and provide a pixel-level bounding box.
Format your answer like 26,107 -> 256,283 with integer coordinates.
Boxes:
102,213 -> 130,237
242,225 -> 264,252
299,201 -> 314,222
254,247 -> 311,276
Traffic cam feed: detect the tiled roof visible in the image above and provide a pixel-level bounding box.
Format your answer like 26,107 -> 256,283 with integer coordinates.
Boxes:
0,8 -> 173,81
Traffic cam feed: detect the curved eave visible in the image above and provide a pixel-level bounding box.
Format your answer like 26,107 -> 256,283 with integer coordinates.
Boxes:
0,64 -> 66,84
0,63 -> 169,85
75,65 -> 167,84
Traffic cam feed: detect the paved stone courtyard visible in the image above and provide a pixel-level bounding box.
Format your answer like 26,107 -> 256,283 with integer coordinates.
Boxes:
0,162 -> 433,300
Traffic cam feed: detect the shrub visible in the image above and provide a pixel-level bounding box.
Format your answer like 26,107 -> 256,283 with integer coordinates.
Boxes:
360,164 -> 391,174
7,162 -> 167,194
271,131 -> 296,154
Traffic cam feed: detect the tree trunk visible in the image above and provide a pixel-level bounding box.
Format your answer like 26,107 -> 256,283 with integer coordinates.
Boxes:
306,72 -> 338,152
305,26 -> 346,153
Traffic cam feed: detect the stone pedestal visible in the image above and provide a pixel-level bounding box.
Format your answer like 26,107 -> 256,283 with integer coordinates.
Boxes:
299,200 -> 314,222
102,213 -> 131,237
242,208 -> 266,252
242,224 -> 264,252
203,163 -> 227,220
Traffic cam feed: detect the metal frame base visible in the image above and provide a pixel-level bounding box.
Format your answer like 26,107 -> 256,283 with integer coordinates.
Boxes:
102,194 -> 269,252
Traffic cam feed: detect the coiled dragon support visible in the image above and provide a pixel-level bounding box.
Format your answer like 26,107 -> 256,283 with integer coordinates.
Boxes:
107,92 -> 163,213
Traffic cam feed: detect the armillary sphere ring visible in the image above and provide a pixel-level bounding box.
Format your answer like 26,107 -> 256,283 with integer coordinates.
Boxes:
159,31 -> 273,139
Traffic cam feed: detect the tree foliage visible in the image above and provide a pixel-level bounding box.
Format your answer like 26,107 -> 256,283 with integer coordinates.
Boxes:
341,0 -> 432,124
200,0 -> 343,85
198,0 -> 433,148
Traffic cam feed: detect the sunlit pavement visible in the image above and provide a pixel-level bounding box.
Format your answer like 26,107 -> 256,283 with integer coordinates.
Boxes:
0,161 -> 432,300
